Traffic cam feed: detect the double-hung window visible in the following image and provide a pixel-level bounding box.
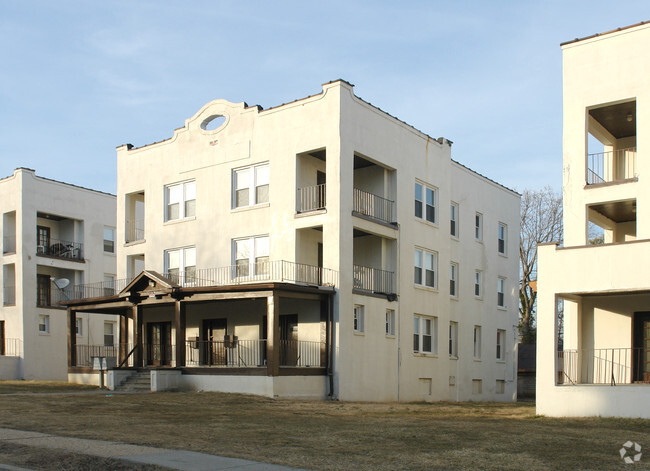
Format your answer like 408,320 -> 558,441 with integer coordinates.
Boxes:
103,227 -> 115,253
233,163 -> 269,208
475,213 -> 483,241
450,262 -> 458,297
449,321 -> 458,357
165,180 -> 196,221
498,222 -> 507,254
414,248 -> 437,289
38,314 -> 50,334
413,315 -> 437,354
496,329 -> 506,360
386,309 -> 395,336
450,202 -> 459,237
473,325 -> 482,359
165,246 -> 196,284
104,322 -> 115,346
354,305 -> 365,333
75,318 -> 82,336
233,235 -> 270,277
497,277 -> 505,307
474,270 -> 482,297
415,182 -> 437,223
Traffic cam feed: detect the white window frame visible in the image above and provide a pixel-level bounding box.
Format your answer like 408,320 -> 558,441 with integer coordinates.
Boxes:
497,329 -> 506,360
413,314 -> 437,354
474,270 -> 482,298
449,321 -> 458,358
415,181 -> 437,224
414,248 -> 437,289
354,305 -> 365,333
497,277 -> 506,308
473,325 -> 482,359
103,227 -> 115,253
165,180 -> 196,222
164,246 -> 196,285
498,222 -> 507,254
104,322 -> 115,346
232,235 -> 270,278
232,162 -> 269,209
386,309 -> 395,336
38,314 -> 50,334
475,212 -> 483,241
75,318 -> 82,336
450,262 -> 458,297
450,202 -> 459,238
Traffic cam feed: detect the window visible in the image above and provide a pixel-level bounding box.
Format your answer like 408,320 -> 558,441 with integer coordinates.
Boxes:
386,309 -> 395,336
165,180 -> 196,221
36,274 -> 50,307
104,322 -> 115,346
475,213 -> 483,241
233,163 -> 269,208
498,222 -> 507,254
474,270 -> 482,297
415,182 -> 437,223
450,263 -> 458,297
414,248 -> 437,288
449,321 -> 458,357
414,315 -> 437,354
473,325 -> 482,359
38,315 -> 50,334
353,305 -> 364,333
103,227 -> 115,253
450,202 -> 459,237
497,277 -> 505,307
37,226 -> 50,253
75,318 -> 82,336
233,236 -> 269,277
165,246 -> 196,283
497,329 -> 506,360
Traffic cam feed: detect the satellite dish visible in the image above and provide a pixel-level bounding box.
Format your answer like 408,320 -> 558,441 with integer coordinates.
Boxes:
52,278 -> 70,289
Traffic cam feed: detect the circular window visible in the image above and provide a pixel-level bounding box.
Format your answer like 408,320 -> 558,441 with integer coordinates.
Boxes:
201,115 -> 226,131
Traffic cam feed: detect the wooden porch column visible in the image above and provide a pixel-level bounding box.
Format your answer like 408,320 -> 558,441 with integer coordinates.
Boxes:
119,311 -> 129,365
133,305 -> 143,368
266,293 -> 280,376
67,309 -> 76,367
174,300 -> 186,367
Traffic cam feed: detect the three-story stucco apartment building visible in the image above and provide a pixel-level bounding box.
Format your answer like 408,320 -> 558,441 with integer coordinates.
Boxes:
0,168 -> 118,382
65,80 -> 520,401
538,22 -> 650,418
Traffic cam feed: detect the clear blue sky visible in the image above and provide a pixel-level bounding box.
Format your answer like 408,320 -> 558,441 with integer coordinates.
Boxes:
1,1 -> 647,194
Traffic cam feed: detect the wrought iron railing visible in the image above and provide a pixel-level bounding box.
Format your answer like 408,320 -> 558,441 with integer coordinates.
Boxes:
1,338 -> 22,357
37,238 -> 84,261
3,285 -> 15,306
587,147 -> 637,185
297,184 -> 326,213
2,236 -> 15,254
353,265 -> 396,295
353,188 -> 396,224
126,219 -> 145,243
74,344 -> 119,368
185,339 -> 267,367
279,340 -> 323,367
558,348 -> 647,385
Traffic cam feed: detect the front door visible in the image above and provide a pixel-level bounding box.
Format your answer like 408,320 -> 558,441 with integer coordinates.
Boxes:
633,312 -> 650,382
146,322 -> 172,366
316,171 -> 326,209
202,319 -> 227,366
37,226 -> 50,253
280,314 -> 298,366
37,274 -> 51,307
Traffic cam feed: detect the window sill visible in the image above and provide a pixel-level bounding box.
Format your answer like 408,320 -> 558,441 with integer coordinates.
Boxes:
474,358 -> 482,362
450,295 -> 458,300
386,334 -> 396,339
164,216 -> 196,226
474,295 -> 483,301
415,218 -> 439,229
295,209 -> 327,218
353,331 -> 365,336
124,239 -> 146,247
103,252 -> 117,257
450,235 -> 459,241
497,306 -> 508,311
231,203 -> 270,213
496,359 -> 506,364
38,332 -> 50,336
414,284 -> 438,293
449,355 -> 458,360
413,352 -> 438,358
498,252 -> 508,258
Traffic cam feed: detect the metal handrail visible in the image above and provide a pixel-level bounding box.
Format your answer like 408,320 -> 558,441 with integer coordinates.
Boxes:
558,347 -> 645,385
1,338 -> 22,357
125,219 -> 145,242
297,184 -> 326,213
37,238 -> 84,261
586,147 -> 637,184
353,265 -> 396,295
353,188 -> 396,224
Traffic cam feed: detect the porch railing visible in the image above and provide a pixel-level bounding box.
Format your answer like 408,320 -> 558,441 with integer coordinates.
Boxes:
185,339 -> 267,367
1,338 -> 22,357
37,238 -> 84,261
279,340 -> 323,367
2,235 -> 15,254
126,219 -> 145,243
74,344 -> 119,368
353,188 -> 396,224
558,348 -> 647,385
3,286 -> 15,306
586,147 -> 637,185
353,265 -> 396,295
297,184 -> 326,213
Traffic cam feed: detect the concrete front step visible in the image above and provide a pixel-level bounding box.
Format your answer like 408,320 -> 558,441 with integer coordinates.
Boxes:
115,371 -> 151,392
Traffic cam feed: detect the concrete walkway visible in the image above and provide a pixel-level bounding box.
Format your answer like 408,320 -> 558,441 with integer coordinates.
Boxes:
0,427 -> 307,471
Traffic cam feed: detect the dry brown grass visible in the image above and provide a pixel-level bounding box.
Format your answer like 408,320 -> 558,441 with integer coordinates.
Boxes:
0,385 -> 647,470
0,380 -> 98,394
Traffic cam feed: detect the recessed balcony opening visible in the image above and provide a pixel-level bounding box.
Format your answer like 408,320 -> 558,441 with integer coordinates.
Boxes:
125,191 -> 145,243
587,199 -> 636,244
353,153 -> 396,225
586,100 -> 637,185
36,266 -> 83,307
296,149 -> 326,214
2,211 -> 16,254
36,212 -> 84,261
353,228 -> 396,296
127,254 -> 145,280
295,226 -> 326,285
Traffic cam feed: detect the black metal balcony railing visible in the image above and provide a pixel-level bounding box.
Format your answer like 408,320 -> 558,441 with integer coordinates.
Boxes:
297,184 -> 326,213
1,338 -> 22,357
37,238 -> 83,261
353,265 -> 396,295
3,285 -> 15,306
3,235 -> 15,254
586,147 -> 637,185
125,219 -> 145,243
279,339 -> 323,367
558,348 -> 647,385
74,344 -> 119,368
185,339 -> 267,367
353,188 -> 396,224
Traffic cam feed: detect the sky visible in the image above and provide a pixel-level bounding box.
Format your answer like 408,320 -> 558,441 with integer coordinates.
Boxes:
0,1 -> 648,195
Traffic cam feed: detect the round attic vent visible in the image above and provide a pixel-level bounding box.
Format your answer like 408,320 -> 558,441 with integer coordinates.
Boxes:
201,115 -> 227,131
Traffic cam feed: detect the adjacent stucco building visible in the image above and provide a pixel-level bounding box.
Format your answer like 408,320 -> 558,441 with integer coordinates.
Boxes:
537,22 -> 650,418
65,81 -> 520,401
0,168 -> 118,382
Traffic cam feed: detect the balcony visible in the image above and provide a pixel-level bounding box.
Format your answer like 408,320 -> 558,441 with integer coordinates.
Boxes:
297,184 -> 326,213
37,238 -> 84,262
558,348 -> 647,385
2,285 -> 15,306
2,236 -> 15,254
353,265 -> 396,295
353,188 -> 396,225
0,338 -> 22,357
125,219 -> 145,243
587,147 -> 637,185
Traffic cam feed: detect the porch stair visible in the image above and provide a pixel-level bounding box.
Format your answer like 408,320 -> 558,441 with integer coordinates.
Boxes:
115,371 -> 151,392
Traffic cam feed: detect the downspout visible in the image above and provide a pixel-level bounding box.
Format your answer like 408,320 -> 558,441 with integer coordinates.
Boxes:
396,222 -> 401,403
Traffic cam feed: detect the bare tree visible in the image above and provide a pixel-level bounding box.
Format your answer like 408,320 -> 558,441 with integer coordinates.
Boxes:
519,187 -> 563,344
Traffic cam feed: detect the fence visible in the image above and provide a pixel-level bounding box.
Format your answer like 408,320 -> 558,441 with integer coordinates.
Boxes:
185,339 -> 267,367
353,188 -> 395,224
353,265 -> 395,295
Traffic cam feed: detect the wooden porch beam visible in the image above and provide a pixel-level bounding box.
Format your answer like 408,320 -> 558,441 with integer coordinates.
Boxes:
174,300 -> 186,367
133,305 -> 143,367
266,293 -> 280,377
119,311 -> 129,364
67,309 -> 76,367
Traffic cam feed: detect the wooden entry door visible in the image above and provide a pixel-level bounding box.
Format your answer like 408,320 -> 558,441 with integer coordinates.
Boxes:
202,319 -> 227,366
147,322 -> 172,366
280,314 -> 298,366
633,312 -> 650,382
